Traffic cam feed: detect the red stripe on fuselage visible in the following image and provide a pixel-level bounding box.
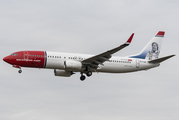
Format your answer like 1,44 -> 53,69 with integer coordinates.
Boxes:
6,51 -> 46,68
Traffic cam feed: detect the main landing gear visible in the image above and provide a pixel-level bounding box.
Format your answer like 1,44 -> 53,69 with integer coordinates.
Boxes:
80,71 -> 92,81
86,71 -> 92,77
80,74 -> 86,81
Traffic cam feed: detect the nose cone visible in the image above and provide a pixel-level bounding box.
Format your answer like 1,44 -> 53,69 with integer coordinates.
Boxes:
3,56 -> 8,62
3,56 -> 10,63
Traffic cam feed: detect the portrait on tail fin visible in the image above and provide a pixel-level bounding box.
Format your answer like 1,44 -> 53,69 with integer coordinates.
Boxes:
145,42 -> 160,60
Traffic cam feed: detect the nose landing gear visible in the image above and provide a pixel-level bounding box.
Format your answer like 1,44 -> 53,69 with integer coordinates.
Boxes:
18,69 -> 22,73
13,65 -> 22,74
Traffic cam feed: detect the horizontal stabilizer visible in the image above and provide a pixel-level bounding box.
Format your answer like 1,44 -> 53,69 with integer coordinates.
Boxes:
148,55 -> 175,64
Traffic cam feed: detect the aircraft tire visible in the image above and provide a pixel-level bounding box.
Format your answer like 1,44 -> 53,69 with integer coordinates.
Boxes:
18,70 -> 22,73
86,71 -> 92,77
80,75 -> 86,81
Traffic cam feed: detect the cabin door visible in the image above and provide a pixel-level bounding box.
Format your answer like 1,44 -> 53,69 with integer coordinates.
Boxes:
24,51 -> 28,60
136,59 -> 140,68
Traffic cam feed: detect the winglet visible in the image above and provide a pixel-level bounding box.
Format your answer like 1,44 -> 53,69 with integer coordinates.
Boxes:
126,33 -> 134,44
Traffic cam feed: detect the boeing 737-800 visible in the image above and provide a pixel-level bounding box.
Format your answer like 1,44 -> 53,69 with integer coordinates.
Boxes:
3,31 -> 175,81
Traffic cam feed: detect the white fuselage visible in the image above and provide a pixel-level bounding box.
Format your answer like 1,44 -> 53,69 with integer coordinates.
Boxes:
45,51 -> 159,73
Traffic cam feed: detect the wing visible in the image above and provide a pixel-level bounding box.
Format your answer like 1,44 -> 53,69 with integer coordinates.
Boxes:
82,33 -> 134,69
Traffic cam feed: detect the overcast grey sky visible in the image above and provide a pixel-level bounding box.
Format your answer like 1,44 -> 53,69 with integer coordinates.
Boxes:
0,0 -> 179,120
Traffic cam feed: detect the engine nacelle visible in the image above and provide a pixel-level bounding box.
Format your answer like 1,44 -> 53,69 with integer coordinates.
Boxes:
64,60 -> 82,70
54,69 -> 72,77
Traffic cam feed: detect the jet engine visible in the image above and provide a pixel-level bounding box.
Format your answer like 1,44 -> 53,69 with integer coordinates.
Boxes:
54,69 -> 72,77
64,60 -> 82,70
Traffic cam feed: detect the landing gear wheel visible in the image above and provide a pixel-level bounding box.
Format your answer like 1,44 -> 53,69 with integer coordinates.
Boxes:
86,71 -> 92,77
80,75 -> 86,81
18,70 -> 22,73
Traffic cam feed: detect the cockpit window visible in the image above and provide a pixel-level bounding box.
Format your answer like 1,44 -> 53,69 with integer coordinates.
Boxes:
11,53 -> 18,56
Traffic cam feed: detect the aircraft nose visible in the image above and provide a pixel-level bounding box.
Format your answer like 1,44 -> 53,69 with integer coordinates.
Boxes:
3,56 -> 10,63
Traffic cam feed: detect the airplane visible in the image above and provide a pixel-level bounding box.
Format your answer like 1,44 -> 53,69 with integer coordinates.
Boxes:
3,31 -> 175,81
